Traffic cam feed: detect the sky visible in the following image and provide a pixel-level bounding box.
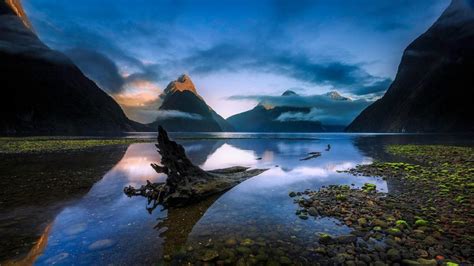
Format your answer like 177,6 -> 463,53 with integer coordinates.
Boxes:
23,0 -> 450,123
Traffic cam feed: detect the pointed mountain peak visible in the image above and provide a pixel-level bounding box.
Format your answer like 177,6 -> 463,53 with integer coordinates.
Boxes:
177,73 -> 192,83
282,90 -> 298,96
164,74 -> 199,96
325,91 -> 350,101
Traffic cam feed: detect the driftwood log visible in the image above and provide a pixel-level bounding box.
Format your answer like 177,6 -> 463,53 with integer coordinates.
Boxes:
124,126 -> 268,208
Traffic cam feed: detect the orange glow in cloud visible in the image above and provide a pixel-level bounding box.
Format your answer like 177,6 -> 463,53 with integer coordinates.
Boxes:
113,80 -> 161,108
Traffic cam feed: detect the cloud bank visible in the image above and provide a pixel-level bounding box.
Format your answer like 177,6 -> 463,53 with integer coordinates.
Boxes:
229,92 -> 371,125
155,110 -> 203,120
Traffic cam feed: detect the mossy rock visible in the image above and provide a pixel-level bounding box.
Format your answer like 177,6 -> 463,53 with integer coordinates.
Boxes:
386,227 -> 402,236
415,219 -> 428,227
395,220 -> 409,228
336,194 -> 347,201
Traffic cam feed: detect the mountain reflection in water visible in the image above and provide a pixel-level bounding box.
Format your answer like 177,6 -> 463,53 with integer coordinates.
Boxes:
3,133 -> 468,265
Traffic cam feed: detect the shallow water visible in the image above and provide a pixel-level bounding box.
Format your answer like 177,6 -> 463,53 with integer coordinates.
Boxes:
0,133 -> 472,265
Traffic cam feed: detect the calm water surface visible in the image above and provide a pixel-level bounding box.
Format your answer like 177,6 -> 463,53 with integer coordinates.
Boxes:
1,133 -> 472,265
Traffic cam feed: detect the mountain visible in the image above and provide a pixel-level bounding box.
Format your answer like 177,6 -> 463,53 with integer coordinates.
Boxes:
148,75 -> 234,132
227,90 -> 330,132
346,0 -> 474,133
281,90 -> 298,96
0,0 -> 145,135
325,91 -> 350,101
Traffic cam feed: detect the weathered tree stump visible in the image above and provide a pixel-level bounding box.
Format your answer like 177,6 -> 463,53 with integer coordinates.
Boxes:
124,126 -> 268,208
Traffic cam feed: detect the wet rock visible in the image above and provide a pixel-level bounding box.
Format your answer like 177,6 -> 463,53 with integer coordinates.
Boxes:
200,249 -> 219,262
236,246 -> 251,254
401,259 -> 421,265
395,220 -> 409,229
336,194 -> 347,201
362,183 -> 377,193
415,219 -> 428,227
240,238 -> 254,246
416,258 -> 437,265
375,243 -> 386,252
387,248 -> 401,261
357,217 -> 368,226
373,219 -> 388,228
225,238 -> 237,247
346,260 -> 357,266
336,235 -> 357,244
298,214 -> 309,220
416,249 -> 429,258
359,254 -> 372,263
289,191 -> 297,197
314,247 -> 327,254
319,233 -> 333,244
334,253 -> 349,264
412,229 -> 425,239
423,236 -> 437,246
308,207 -> 319,216
280,256 -> 292,264
387,228 -> 402,236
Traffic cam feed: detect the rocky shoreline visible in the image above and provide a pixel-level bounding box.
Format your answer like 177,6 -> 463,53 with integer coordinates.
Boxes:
291,145 -> 473,265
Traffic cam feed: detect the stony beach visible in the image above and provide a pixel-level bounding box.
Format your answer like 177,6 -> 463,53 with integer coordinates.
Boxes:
291,145 -> 473,265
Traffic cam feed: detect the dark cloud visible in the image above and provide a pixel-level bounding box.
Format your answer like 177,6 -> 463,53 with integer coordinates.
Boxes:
228,92 -> 371,126
66,48 -> 125,93
65,48 -> 162,94
186,44 -> 392,96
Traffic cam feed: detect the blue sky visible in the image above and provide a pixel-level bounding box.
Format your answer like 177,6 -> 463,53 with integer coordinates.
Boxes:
24,0 -> 449,123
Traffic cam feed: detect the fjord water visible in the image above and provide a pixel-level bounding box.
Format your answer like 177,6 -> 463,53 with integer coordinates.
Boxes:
1,133 -> 471,265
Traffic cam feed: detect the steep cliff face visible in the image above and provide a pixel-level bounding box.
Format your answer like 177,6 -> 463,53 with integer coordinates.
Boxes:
0,0 -> 144,134
347,0 -> 474,133
149,75 -> 233,132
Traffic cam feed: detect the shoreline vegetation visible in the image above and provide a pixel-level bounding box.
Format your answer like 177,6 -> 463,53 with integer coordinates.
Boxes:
0,137 -> 152,154
291,145 -> 473,265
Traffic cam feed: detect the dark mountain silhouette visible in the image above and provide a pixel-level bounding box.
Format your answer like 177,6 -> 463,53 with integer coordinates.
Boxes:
281,90 -> 298,96
227,105 -> 324,132
347,0 -> 474,133
0,0 -> 146,135
226,90 -> 350,132
148,75 -> 233,132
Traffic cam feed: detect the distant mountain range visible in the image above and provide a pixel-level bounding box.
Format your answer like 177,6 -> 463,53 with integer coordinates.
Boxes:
3,0 -> 472,134
148,75 -> 233,132
0,0 -> 146,135
226,90 -> 347,132
346,0 -> 474,133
